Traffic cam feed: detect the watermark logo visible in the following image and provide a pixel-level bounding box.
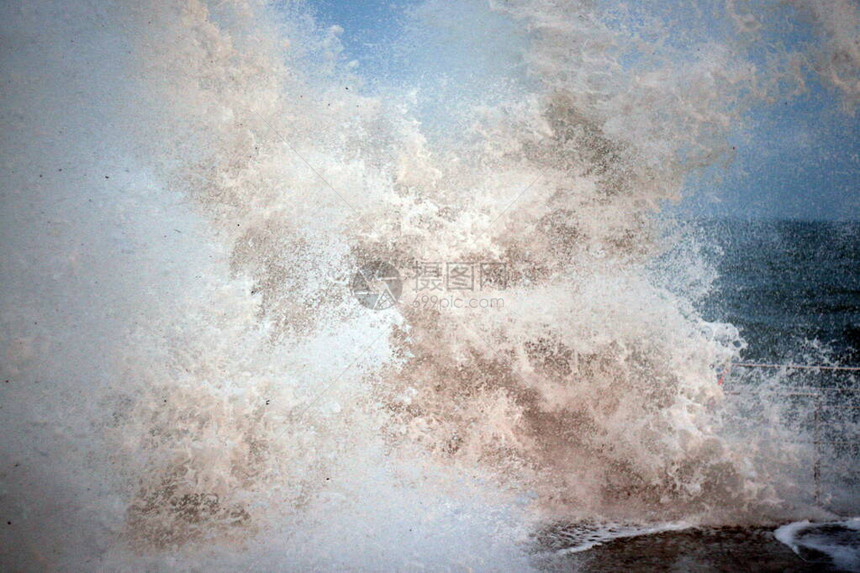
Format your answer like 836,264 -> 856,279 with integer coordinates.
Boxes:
412,294 -> 504,310
350,261 -> 402,310
413,261 -> 508,292
352,259 -> 508,311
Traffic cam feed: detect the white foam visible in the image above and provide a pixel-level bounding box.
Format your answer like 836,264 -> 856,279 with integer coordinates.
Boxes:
549,521 -> 692,555
776,519 -> 860,572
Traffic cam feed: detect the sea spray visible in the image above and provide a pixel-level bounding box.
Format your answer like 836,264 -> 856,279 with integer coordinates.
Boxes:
121,0 -> 854,550
2,0 -> 857,569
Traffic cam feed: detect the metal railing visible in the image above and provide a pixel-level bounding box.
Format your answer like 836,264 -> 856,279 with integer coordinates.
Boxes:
720,362 -> 860,505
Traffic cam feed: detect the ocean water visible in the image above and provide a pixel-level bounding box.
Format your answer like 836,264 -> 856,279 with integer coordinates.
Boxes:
697,219 -> 860,366
0,0 -> 858,571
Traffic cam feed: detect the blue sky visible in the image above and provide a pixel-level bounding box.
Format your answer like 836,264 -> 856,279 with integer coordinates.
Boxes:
308,0 -> 858,221
306,0 -> 412,69
702,83 -> 858,220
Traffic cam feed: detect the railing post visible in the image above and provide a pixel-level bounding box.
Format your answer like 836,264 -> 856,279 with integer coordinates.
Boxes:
813,392 -> 822,505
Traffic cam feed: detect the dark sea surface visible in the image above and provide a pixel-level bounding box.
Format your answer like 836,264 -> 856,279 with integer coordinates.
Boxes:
696,219 -> 860,366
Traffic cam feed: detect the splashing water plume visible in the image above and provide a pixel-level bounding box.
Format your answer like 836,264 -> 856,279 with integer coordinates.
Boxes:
1,0 -> 858,570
